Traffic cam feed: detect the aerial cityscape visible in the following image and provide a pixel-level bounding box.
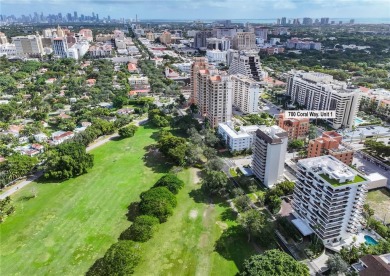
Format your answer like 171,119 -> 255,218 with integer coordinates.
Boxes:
0,0 -> 390,275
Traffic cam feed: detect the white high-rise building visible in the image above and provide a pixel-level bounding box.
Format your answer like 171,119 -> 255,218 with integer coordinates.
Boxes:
12,35 -> 44,56
292,155 -> 369,247
231,74 -> 260,114
252,125 -> 288,188
206,49 -> 227,63
228,50 -> 262,81
52,37 -> 68,58
287,70 -> 361,130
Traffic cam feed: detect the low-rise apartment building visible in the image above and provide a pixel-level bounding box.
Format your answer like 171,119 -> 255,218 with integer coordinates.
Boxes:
307,131 -> 354,165
277,113 -> 309,140
218,122 -> 259,152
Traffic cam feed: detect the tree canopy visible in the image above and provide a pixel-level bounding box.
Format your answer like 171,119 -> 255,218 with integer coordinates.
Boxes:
118,125 -> 138,138
139,187 -> 177,222
120,215 -> 159,242
44,142 -> 94,180
153,174 -> 184,194
241,250 -> 309,276
201,170 -> 228,196
86,240 -> 141,276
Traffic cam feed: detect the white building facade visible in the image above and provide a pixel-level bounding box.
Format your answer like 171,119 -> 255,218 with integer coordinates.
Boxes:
231,74 -> 260,114
0,43 -> 16,56
52,37 -> 68,58
206,49 -> 227,63
12,35 -> 44,56
252,125 -> 288,188
228,50 -> 262,81
287,70 -> 361,130
292,155 -> 369,247
218,122 -> 259,152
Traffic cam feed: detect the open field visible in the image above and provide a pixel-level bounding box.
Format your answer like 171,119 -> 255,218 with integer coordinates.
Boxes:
366,188 -> 390,222
1,124 -> 259,276
134,169 -> 258,276
0,125 -> 172,275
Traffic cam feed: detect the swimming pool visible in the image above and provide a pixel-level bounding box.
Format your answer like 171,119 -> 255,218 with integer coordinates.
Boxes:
354,117 -> 364,125
364,235 -> 378,245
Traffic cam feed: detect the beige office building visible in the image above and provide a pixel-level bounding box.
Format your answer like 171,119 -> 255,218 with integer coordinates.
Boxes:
232,32 -> 256,50
12,35 -> 44,56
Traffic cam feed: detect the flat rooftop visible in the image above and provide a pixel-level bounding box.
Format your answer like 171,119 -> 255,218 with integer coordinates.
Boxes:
299,155 -> 367,187
219,123 -> 257,139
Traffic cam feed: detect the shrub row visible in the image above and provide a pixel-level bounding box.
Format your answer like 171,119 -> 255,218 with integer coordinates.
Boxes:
86,174 -> 184,275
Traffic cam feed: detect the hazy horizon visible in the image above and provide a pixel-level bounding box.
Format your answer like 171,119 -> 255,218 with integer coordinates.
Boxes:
1,0 -> 389,20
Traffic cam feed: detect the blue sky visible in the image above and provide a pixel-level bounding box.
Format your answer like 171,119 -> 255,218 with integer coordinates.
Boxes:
1,0 -> 389,20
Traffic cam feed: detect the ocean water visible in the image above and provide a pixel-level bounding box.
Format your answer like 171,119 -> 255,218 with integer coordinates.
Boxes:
141,18 -> 390,24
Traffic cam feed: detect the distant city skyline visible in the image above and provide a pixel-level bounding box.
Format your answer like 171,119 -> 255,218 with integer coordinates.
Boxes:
1,0 -> 389,20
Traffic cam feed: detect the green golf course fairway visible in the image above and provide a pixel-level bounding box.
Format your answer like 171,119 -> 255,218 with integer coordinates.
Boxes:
0,125 -> 173,275
0,125 -> 256,275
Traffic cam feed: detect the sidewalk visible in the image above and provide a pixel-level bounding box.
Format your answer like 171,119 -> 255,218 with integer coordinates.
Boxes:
0,118 -> 148,200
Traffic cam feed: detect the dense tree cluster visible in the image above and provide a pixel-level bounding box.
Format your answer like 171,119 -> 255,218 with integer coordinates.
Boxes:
153,174 -> 184,194
44,142 -> 94,180
264,181 -> 294,213
0,154 -> 39,188
364,139 -> 390,158
120,215 -> 159,242
148,109 -> 170,127
157,131 -> 189,165
241,250 -> 309,276
118,125 -> 138,138
87,241 -> 142,276
139,187 -> 177,223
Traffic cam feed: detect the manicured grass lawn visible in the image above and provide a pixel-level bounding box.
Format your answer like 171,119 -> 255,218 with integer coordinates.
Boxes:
366,188 -> 390,222
319,173 -> 366,187
1,124 -> 259,276
0,125 -> 171,275
133,168 -> 258,276
229,168 -> 238,177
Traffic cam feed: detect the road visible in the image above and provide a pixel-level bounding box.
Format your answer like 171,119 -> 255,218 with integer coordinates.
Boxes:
0,118 -> 148,200
261,100 -> 282,117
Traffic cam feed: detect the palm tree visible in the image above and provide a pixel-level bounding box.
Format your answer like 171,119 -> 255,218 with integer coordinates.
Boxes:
350,125 -> 357,143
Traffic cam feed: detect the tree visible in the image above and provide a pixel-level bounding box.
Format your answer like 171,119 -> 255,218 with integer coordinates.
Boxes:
363,203 -> 375,222
44,142 -> 94,180
202,129 -> 219,147
120,215 -> 159,242
326,254 -> 349,276
1,154 -> 38,182
204,158 -> 224,171
234,196 -> 251,213
203,147 -> 217,160
86,240 -> 141,276
0,196 -> 15,223
288,139 -> 305,151
112,95 -> 128,109
189,103 -> 198,114
241,250 -> 309,276
139,187 -> 177,223
157,132 -> 189,166
118,125 -> 138,138
201,170 -> 228,196
239,209 -> 266,242
153,174 -> 184,194
267,196 -> 282,214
